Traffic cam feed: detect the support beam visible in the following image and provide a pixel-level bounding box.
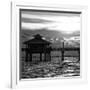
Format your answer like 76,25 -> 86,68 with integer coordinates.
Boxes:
61,41 -> 64,61
48,52 -> 51,61
25,51 -> 28,62
61,50 -> 64,61
40,53 -> 42,61
78,50 -> 80,61
30,53 -> 32,62
44,52 -> 46,61
49,53 -> 51,61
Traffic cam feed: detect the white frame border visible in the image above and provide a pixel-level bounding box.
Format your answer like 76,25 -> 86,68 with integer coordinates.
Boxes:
11,1 -> 88,89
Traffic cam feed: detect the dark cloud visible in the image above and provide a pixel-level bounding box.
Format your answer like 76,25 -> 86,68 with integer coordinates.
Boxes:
21,10 -> 80,17
21,18 -> 53,23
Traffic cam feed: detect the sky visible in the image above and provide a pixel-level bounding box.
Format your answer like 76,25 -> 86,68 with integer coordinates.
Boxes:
21,10 -> 81,34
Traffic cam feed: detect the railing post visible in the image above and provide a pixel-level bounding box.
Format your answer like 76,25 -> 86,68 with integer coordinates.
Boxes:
61,41 -> 64,61
78,49 -> 80,61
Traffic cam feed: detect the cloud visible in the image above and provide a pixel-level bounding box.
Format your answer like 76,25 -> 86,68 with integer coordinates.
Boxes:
21,13 -> 80,23
21,12 -> 80,34
22,21 -> 80,34
21,18 -> 53,23
21,10 -> 80,17
47,22 -> 80,33
21,22 -> 56,30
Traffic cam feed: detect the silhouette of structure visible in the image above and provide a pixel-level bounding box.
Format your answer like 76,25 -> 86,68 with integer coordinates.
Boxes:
23,34 -> 51,62
22,34 -> 80,62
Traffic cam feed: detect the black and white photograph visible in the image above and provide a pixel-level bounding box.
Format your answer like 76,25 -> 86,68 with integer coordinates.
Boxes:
20,9 -> 81,79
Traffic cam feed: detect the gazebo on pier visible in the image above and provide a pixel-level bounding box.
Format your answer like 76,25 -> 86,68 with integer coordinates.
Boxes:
23,34 -> 51,62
